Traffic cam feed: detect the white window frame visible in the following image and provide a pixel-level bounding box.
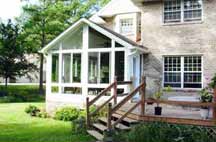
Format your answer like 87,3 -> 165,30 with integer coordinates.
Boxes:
115,14 -> 137,36
163,0 -> 203,24
163,55 -> 203,89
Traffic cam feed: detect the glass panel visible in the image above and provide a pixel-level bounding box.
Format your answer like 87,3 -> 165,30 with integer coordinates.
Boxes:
48,44 -> 59,52
164,0 -> 181,23
183,56 -> 202,88
100,53 -> 110,83
88,88 -> 110,96
120,18 -> 133,34
88,53 -> 99,83
115,42 -> 124,48
73,54 -> 81,83
62,27 -> 83,50
163,56 -> 181,88
115,51 -> 125,81
164,72 -> 181,87
51,54 -> 59,83
62,87 -> 82,94
164,56 -> 181,72
62,54 -> 71,83
184,0 -> 202,21
184,56 -> 202,72
89,28 -> 111,48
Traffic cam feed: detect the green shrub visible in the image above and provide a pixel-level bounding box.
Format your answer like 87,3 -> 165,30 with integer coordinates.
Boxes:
54,106 -> 80,121
71,116 -> 86,134
36,110 -> 49,118
0,85 -> 45,103
25,105 -> 40,116
113,122 -> 216,142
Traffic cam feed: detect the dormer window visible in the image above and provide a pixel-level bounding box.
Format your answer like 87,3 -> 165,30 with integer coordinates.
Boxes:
164,0 -> 202,23
120,18 -> 134,35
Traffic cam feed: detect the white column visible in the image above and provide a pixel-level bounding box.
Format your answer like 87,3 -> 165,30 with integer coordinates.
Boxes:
111,40 -> 115,82
46,54 -> 52,96
125,48 -> 130,93
59,44 -> 63,94
111,40 -> 116,97
82,25 -> 89,96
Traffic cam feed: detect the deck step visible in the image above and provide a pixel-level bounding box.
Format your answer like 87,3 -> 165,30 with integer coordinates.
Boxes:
87,130 -> 104,141
112,113 -> 138,124
92,123 -> 107,132
99,117 -> 130,130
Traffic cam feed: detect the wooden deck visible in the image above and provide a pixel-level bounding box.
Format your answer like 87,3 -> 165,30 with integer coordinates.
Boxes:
120,103 -> 202,120
117,102 -> 216,126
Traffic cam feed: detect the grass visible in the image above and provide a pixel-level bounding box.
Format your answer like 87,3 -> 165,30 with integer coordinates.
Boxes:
0,103 -> 94,142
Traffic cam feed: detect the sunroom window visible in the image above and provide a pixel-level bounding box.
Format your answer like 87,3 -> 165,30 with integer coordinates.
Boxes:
62,53 -> 82,83
164,56 -> 202,89
89,28 -> 111,48
62,27 -> 83,49
164,0 -> 202,23
51,54 -> 59,83
88,52 -> 110,84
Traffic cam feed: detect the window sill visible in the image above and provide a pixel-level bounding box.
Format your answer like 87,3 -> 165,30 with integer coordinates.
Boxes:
162,20 -> 203,26
163,88 -> 202,93
120,33 -> 135,36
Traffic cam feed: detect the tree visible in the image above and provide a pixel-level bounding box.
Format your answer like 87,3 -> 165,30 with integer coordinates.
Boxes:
19,0 -> 109,95
0,20 -> 37,88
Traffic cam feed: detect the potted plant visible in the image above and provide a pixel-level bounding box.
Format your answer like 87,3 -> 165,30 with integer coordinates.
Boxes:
154,91 -> 163,115
199,89 -> 213,119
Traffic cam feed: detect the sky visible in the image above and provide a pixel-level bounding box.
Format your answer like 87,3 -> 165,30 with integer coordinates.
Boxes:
0,0 -> 22,21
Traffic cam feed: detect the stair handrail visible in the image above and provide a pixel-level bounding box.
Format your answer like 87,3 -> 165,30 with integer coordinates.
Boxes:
108,76 -> 146,130
86,77 -> 133,128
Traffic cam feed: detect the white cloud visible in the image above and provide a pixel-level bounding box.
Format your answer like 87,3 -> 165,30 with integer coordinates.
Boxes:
0,0 -> 21,20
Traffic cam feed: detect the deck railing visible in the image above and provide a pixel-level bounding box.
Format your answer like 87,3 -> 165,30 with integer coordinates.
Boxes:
86,76 -> 216,131
107,76 -> 146,130
86,77 -> 133,128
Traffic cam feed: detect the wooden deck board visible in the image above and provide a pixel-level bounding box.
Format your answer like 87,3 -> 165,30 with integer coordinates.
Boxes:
117,102 -> 216,126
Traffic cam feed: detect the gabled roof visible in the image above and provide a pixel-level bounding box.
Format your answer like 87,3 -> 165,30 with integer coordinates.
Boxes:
40,18 -> 148,53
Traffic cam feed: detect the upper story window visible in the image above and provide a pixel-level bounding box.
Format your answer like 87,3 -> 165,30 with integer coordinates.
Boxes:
164,0 -> 202,23
120,18 -> 134,34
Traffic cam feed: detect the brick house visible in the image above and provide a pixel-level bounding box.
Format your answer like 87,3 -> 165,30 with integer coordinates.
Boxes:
40,0 -> 216,113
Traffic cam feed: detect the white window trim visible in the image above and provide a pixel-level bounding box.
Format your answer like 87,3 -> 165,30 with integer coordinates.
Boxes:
163,55 -> 203,90
162,0 -> 203,25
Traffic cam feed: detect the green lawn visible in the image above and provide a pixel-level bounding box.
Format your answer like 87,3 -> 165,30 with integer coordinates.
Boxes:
0,103 -> 94,142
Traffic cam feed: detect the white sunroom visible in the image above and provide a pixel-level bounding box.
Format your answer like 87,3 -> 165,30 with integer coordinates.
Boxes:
41,18 -> 148,108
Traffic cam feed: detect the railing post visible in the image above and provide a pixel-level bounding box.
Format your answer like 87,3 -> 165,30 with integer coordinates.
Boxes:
213,85 -> 216,121
140,76 -> 146,116
107,103 -> 112,131
86,97 -> 90,128
113,76 -> 117,105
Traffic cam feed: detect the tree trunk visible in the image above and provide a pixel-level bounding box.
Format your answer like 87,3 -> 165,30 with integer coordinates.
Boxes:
5,77 -> 8,89
39,53 -> 44,95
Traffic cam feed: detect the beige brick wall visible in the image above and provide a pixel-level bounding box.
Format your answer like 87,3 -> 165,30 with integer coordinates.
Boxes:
139,0 -> 216,95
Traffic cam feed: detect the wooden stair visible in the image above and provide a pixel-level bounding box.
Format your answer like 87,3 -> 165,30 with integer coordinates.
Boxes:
87,112 -> 139,141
